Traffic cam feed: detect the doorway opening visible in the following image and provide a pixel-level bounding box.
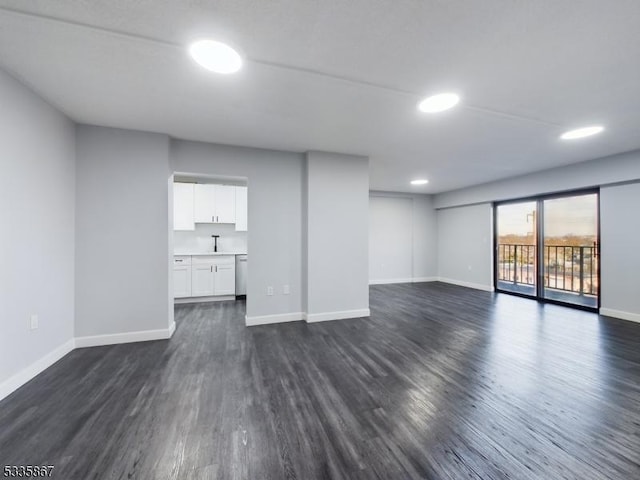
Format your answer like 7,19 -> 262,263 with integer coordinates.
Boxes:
494,190 -> 600,310
171,174 -> 248,307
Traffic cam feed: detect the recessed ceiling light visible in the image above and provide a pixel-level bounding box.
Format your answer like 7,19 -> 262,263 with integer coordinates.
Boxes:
417,93 -> 460,113
560,125 -> 604,140
411,179 -> 429,185
188,39 -> 242,74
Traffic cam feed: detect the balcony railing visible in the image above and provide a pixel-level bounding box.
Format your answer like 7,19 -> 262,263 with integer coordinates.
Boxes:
497,244 -> 598,296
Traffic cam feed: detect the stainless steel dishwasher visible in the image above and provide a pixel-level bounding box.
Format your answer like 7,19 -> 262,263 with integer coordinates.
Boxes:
235,254 -> 247,296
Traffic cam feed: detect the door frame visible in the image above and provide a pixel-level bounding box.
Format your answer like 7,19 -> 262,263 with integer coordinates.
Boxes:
493,187 -> 601,312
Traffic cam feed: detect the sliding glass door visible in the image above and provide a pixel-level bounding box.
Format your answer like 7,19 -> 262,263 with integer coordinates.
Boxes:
495,190 -> 599,310
496,201 -> 538,297
542,193 -> 599,308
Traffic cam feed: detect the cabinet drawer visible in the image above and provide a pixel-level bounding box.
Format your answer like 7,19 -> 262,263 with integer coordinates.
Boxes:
214,255 -> 235,266
192,255 -> 217,265
192,255 -> 235,266
173,256 -> 192,266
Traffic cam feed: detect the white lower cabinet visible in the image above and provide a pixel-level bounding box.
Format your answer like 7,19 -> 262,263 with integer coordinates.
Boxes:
187,255 -> 236,298
173,266 -> 192,298
191,264 -> 215,296
213,260 -> 236,295
173,256 -> 192,298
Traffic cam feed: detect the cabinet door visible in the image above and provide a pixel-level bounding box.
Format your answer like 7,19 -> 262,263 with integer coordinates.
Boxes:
214,263 -> 236,295
191,264 -> 215,296
215,185 -> 236,223
173,183 -> 194,231
173,265 -> 192,298
235,186 -> 248,231
194,184 -> 216,223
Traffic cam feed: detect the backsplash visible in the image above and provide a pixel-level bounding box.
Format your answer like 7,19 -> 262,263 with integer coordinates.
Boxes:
174,223 -> 247,253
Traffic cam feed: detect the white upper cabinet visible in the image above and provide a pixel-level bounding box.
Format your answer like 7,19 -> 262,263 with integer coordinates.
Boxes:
173,183 -> 195,231
194,184 -> 216,223
235,186 -> 248,231
193,184 -> 236,224
215,185 -> 236,223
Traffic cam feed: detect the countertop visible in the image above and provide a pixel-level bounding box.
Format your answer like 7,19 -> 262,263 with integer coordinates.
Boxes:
174,251 -> 247,256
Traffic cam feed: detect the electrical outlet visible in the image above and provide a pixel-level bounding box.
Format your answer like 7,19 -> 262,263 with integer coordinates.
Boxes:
283,285 -> 290,295
267,286 -> 274,296
30,314 -> 39,330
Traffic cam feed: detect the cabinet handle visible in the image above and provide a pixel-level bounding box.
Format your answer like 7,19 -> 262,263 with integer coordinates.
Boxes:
210,266 -> 212,273
212,216 -> 215,222
216,265 -> 218,272
175,259 -> 183,262
216,215 -> 219,222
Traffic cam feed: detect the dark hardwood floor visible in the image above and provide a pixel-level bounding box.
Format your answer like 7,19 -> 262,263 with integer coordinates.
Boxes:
1,282 -> 639,479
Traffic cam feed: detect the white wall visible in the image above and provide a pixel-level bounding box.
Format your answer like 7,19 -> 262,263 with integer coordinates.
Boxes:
305,152 -> 370,320
600,182 -> 640,321
436,149 -> 640,209
413,194 -> 439,280
75,126 -> 172,338
368,192 -> 437,284
369,196 -> 412,282
301,159 -> 308,317
437,204 -> 494,291
171,140 -> 304,322
0,69 -> 75,396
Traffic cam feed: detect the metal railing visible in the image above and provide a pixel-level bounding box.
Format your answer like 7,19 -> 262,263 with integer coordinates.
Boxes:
497,244 -> 598,295
497,244 -> 537,286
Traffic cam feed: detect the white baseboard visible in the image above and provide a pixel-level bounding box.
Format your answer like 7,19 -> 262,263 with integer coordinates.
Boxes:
437,277 -> 495,292
246,308 -> 372,325
0,338 -> 75,402
305,308 -> 371,323
369,277 -> 438,285
245,312 -> 304,326
75,321 -> 176,348
370,277 -> 414,285
599,308 -> 640,324
412,277 -> 438,283
174,295 -> 235,304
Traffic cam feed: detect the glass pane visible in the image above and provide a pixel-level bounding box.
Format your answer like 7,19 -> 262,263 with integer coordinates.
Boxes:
496,202 -> 537,296
542,194 -> 598,307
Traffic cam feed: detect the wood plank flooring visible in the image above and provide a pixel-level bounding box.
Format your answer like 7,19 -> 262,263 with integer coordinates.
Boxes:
1,282 -> 639,479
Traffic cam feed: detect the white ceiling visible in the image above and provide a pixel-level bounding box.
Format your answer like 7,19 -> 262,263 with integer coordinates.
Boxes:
0,1 -> 639,193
